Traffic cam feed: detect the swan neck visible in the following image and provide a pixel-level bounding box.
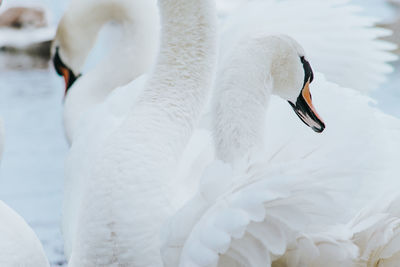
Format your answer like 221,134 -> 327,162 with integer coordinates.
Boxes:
137,0 -> 217,160
213,43 -> 274,163
63,1 -> 160,143
61,0 -> 159,74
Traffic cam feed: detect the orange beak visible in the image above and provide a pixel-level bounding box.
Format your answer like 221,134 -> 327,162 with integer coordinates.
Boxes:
53,48 -> 80,95
60,66 -> 71,94
289,79 -> 325,133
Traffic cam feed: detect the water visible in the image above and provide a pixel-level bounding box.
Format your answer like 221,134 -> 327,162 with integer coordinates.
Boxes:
0,69 -> 68,266
373,62 -> 400,118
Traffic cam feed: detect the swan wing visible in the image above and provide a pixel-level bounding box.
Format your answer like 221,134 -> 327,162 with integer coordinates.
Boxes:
162,74 -> 400,266
170,129 -> 215,209
161,160 -> 358,267
219,0 -> 397,92
348,195 -> 400,266
261,73 -> 400,217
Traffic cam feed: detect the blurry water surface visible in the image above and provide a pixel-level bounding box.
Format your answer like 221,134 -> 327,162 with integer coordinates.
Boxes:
373,62 -> 400,118
0,69 -> 67,265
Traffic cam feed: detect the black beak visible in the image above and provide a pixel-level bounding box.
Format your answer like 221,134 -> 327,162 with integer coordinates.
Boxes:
289,80 -> 325,133
53,47 -> 80,95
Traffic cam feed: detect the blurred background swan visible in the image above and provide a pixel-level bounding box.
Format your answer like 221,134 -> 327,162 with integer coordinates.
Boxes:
0,0 -> 398,266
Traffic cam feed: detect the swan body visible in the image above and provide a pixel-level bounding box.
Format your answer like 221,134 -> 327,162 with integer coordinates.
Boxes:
0,201 -> 49,267
64,0 -> 217,265
160,33 -> 400,266
52,0 -> 160,144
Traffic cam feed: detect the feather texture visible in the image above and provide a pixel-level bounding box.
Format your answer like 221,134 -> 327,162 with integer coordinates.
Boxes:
219,0 -> 397,92
161,73 -> 400,266
349,195 -> 400,266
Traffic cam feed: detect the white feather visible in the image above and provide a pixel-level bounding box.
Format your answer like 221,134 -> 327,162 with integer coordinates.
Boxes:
219,0 -> 397,92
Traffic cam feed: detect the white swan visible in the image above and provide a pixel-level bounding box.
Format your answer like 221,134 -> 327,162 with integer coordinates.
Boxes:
160,32 -> 400,266
63,0 -> 217,265
53,0 -> 396,145
55,0 -> 400,265
53,0 -> 397,214
52,0 -> 160,144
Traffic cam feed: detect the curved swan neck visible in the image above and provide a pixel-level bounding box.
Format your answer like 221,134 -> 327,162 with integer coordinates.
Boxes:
58,0 -> 159,76
213,38 -> 277,163
63,0 -> 160,143
137,0 -> 217,160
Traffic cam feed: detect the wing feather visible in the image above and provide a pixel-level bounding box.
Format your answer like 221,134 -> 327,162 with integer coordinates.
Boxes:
219,0 -> 397,92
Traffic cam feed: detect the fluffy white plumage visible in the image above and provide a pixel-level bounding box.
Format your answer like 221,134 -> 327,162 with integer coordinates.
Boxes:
161,70 -> 400,266
160,24 -> 400,265
218,0 -> 397,93
162,159 -> 359,267
56,0 -> 397,145
63,0 -> 218,265
349,194 -> 400,266
54,0 -> 400,266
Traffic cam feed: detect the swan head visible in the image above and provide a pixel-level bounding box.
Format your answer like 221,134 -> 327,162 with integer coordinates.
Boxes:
51,10 -> 97,94
266,35 -> 325,133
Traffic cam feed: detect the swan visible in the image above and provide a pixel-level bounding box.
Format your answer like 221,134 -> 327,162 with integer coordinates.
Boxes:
51,0 -> 160,144
160,32 -> 400,266
63,0 -> 217,265
55,0 -> 400,265
52,0 -> 396,145
53,0 -> 398,220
